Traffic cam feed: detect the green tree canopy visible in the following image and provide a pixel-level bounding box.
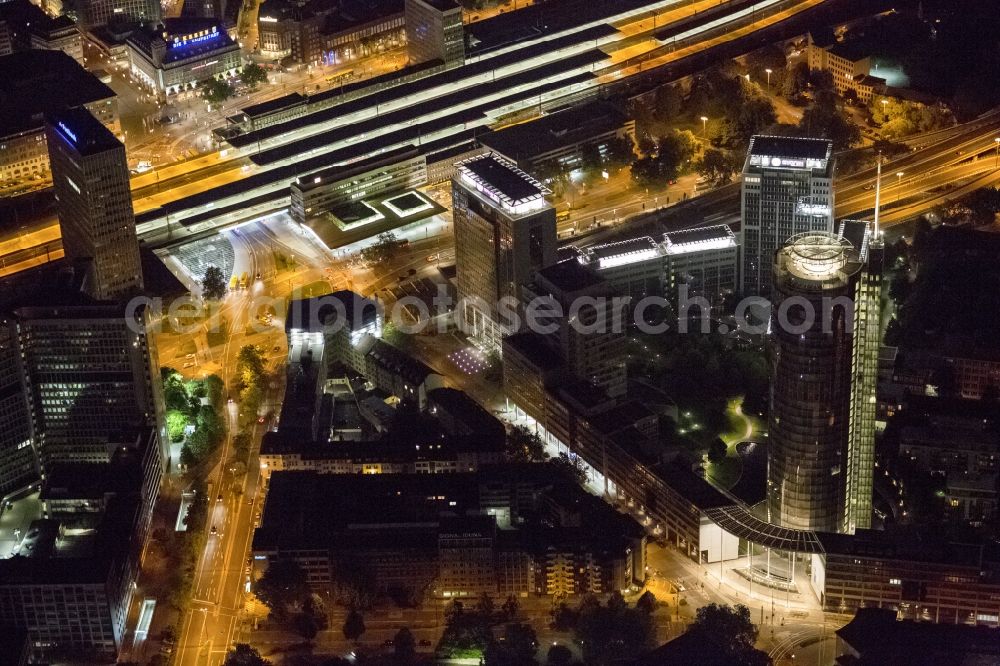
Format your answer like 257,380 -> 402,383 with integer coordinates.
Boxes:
686,603 -> 770,666
241,63 -> 268,89
200,78 -> 234,103
798,90 -> 860,150
223,644 -> 271,666
485,623 -> 538,666
343,609 -> 366,642
253,560 -> 310,620
393,626 -> 417,663
202,265 -> 227,300
361,232 -> 403,265
506,425 -> 546,462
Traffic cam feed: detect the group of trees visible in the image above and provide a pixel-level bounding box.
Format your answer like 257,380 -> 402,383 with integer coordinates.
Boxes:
200,65 -> 269,103
575,136 -> 636,183
685,603 -> 771,666
870,96 -> 954,139
162,368 -> 227,467
548,592 -> 657,665
235,344 -> 267,426
436,594 -> 526,662
631,129 -> 698,189
252,560 -> 330,639
628,332 -> 768,440
200,77 -> 235,103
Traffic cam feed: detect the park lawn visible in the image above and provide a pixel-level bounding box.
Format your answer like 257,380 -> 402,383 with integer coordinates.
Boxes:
706,455 -> 741,491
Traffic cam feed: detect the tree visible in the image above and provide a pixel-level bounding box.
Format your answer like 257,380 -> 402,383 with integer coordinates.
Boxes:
686,603 -> 769,666
200,77 -> 234,103
722,93 -> 776,153
501,594 -> 520,621
798,90 -> 860,150
485,623 -> 538,666
393,627 -> 417,663
574,594 -> 656,665
506,425 -> 546,462
746,44 -> 786,90
166,410 -> 188,442
241,63 -> 268,89
579,143 -> 604,180
631,129 -> 696,189
476,592 -> 496,617
809,69 -> 835,94
636,590 -> 658,615
343,609 -> 366,642
697,148 -> 734,185
361,231 -> 402,265
293,611 -> 319,640
162,368 -> 189,412
603,136 -> 635,173
202,265 -> 227,300
223,644 -> 271,666
551,452 -> 588,486
253,560 -> 309,620
708,437 -> 727,463
438,600 -> 494,659
547,644 -> 573,666
783,61 -> 810,100
652,84 -> 683,123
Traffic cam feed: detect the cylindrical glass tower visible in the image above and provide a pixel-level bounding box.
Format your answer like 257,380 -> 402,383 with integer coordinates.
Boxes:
767,232 -> 860,532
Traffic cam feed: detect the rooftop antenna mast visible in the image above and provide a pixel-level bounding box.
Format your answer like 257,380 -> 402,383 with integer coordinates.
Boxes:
873,152 -> 882,236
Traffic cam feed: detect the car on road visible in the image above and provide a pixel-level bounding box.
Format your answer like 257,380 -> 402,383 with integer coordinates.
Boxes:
217,494 -> 223,502
408,268 -> 416,275
210,525 -> 218,535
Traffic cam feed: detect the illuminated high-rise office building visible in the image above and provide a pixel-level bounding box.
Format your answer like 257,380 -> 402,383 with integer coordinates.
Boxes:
767,221 -> 883,534
14,301 -> 158,467
452,152 -> 556,351
740,135 -> 834,298
77,0 -> 161,31
46,107 -> 143,302
404,0 -> 464,68
0,322 -> 35,496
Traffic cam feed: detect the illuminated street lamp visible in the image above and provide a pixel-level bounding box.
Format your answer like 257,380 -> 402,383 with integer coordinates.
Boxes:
881,98 -> 889,122
765,68 -> 772,91
896,171 -> 904,203
700,116 -> 708,136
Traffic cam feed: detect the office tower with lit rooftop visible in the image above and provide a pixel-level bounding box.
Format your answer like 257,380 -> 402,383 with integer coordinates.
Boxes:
452,152 -> 556,351
77,0 -> 161,31
740,135 -> 834,298
46,107 -> 143,302
767,231 -> 863,533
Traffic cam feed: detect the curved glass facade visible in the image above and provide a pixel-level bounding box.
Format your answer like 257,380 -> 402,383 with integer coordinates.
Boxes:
767,233 -> 860,533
